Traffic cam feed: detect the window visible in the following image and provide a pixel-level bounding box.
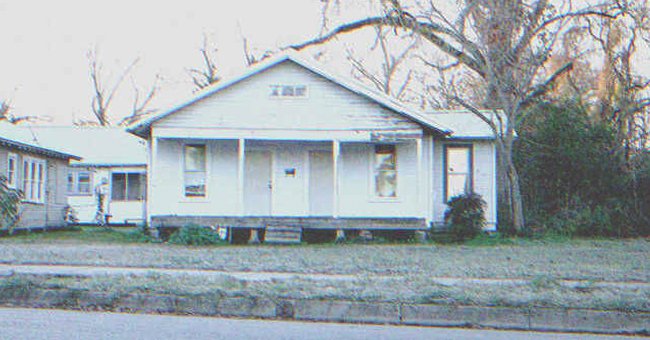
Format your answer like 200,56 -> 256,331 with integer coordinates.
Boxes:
6,153 -> 17,188
22,157 -> 46,203
67,171 -> 92,195
111,173 -> 146,201
269,85 -> 307,98
445,145 -> 473,201
184,144 -> 206,197
374,144 -> 397,198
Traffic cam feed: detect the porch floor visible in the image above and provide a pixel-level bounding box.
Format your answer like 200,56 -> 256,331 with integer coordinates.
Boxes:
151,215 -> 428,230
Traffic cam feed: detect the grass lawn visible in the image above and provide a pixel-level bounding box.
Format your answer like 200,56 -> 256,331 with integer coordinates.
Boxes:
0,228 -> 646,282
0,228 -> 647,312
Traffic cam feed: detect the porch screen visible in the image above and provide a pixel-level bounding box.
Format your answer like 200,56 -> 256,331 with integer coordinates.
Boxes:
445,145 -> 472,201
184,144 -> 206,197
374,144 -> 397,198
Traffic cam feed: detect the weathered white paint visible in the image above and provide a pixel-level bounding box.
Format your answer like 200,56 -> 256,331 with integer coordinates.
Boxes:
155,62 -> 422,134
144,58 -> 498,229
308,151 -> 334,216
432,140 -> 497,229
244,150 -> 272,216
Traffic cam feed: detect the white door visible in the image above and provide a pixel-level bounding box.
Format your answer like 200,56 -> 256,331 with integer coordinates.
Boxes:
244,151 -> 272,215
309,151 -> 334,216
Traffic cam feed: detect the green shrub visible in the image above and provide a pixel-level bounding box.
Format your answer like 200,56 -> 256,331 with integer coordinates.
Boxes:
444,192 -> 486,241
168,225 -> 223,246
0,175 -> 21,229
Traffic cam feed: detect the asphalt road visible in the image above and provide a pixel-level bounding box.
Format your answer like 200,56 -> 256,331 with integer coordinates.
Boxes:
0,308 -> 637,340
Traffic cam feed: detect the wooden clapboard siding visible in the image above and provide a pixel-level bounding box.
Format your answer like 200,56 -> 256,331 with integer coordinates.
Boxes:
154,61 -> 422,133
432,140 -> 497,229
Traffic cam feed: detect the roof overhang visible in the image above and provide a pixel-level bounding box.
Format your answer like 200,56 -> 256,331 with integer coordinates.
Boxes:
0,137 -> 80,160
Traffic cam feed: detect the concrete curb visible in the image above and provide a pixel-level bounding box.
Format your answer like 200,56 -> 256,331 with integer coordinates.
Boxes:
0,288 -> 646,335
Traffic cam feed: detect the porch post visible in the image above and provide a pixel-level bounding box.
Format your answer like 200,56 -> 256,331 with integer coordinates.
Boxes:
332,140 -> 340,218
416,138 -> 423,213
238,138 -> 246,215
146,136 -> 157,232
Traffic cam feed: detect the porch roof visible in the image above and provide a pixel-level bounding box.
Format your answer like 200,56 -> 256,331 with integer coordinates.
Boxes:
128,50 -> 453,139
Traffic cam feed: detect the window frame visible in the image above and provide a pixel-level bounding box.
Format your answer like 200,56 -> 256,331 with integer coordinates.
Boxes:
67,170 -> 93,196
110,172 -> 146,202
183,143 -> 208,198
21,156 -> 46,204
443,144 -> 474,203
269,84 -> 308,98
370,143 -> 399,200
6,153 -> 18,188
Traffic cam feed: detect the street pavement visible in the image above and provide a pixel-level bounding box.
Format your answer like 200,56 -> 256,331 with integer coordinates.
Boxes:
0,307 -> 637,340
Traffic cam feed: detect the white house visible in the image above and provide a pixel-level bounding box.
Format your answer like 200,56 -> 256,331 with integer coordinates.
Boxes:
129,51 -> 498,239
22,127 -> 147,225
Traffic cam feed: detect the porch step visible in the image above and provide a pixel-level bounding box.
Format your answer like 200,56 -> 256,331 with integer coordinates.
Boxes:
264,225 -> 302,244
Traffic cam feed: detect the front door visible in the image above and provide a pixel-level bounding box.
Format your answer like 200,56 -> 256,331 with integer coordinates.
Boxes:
244,151 -> 272,215
309,151 -> 334,216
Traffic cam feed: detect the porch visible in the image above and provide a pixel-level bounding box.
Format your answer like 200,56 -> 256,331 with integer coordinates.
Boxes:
148,131 -> 433,226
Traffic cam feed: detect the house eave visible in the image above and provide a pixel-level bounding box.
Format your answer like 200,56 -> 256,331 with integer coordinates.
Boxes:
0,137 -> 81,160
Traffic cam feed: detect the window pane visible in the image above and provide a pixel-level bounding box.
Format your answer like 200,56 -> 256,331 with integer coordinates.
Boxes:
281,86 -> 294,96
446,146 -> 472,200
127,173 -> 142,201
374,145 -> 397,197
184,145 -> 206,171
7,157 -> 15,186
270,85 -> 280,96
185,172 -> 206,197
294,86 -> 307,97
37,164 -> 44,200
112,173 -> 126,200
67,173 -> 74,192
375,170 -> 397,197
78,173 -> 91,193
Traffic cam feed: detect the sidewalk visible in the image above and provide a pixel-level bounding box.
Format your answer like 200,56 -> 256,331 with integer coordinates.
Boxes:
0,263 -> 647,290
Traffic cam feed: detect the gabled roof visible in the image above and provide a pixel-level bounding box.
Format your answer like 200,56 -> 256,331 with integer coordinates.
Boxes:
0,122 -> 80,160
128,50 -> 452,138
21,126 -> 147,167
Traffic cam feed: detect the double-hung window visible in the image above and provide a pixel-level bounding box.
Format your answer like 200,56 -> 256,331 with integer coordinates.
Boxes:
22,157 -> 46,203
6,153 -> 17,188
184,144 -> 206,197
111,173 -> 146,201
374,144 -> 397,198
67,171 -> 92,195
445,145 -> 473,201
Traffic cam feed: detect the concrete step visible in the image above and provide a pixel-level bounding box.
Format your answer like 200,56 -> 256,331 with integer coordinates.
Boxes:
264,225 -> 302,244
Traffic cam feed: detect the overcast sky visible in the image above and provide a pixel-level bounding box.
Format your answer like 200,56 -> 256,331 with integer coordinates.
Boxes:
0,0 -> 343,124
2,1 -> 648,125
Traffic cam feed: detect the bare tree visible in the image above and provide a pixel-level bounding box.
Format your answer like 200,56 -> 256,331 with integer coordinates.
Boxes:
118,75 -> 161,126
242,37 -> 272,66
188,35 -> 220,91
292,0 -> 620,231
88,49 -> 139,126
87,49 -> 158,126
0,100 -> 38,124
346,26 -> 418,100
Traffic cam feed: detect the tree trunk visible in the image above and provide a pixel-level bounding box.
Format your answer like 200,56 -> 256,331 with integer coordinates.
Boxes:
495,134 -> 525,232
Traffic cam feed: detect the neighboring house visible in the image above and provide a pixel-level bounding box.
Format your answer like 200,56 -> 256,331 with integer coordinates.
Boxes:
23,127 -> 147,225
129,50 -> 499,238
0,122 -> 79,229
